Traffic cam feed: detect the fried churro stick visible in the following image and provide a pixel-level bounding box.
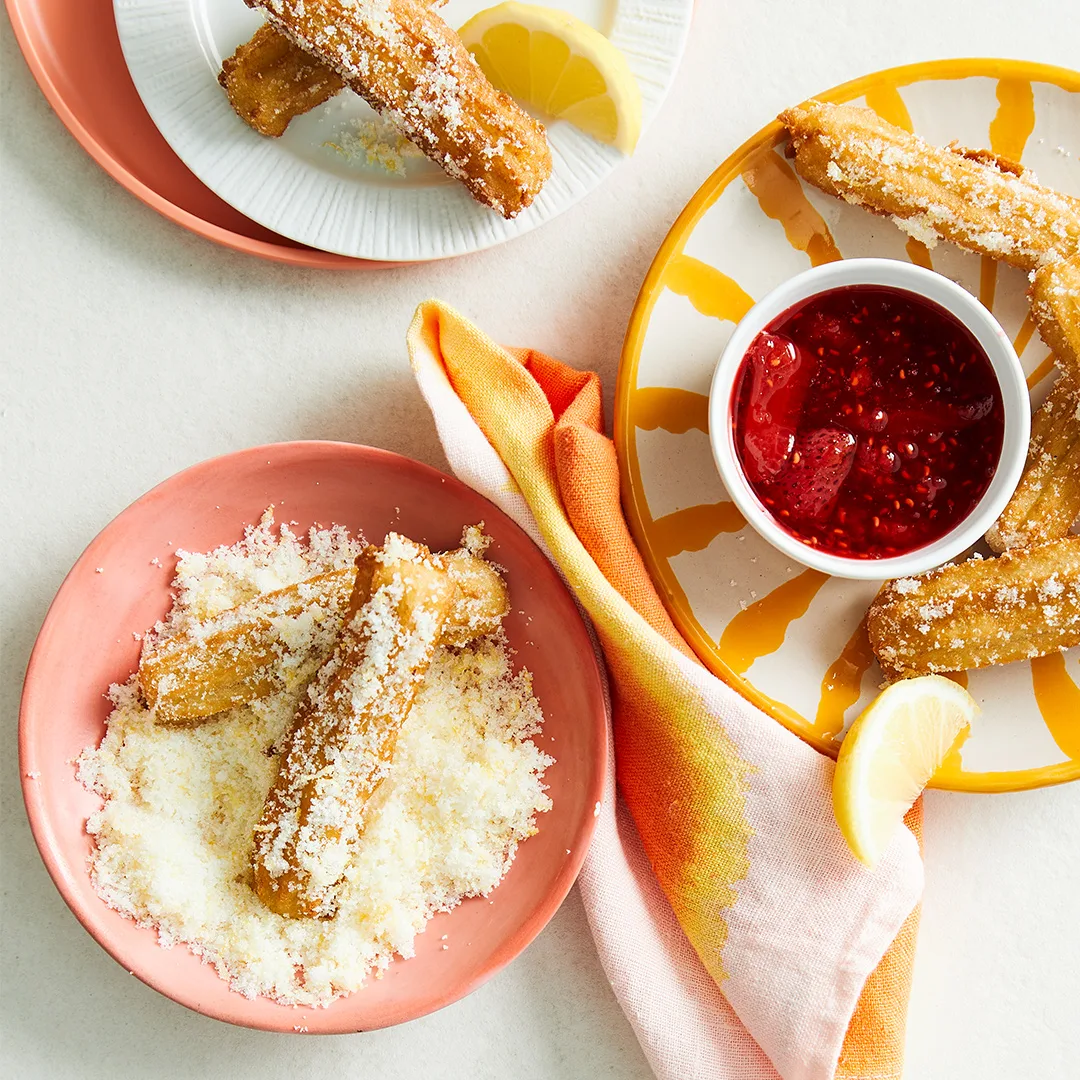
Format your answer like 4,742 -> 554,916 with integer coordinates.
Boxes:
219,23 -> 345,137
780,100 -> 1080,271
868,538 -> 1080,679
985,375 -> 1080,552
247,0 -> 551,218
1029,254 -> 1080,382
140,546 -> 508,723
253,535 -> 453,918
219,0 -> 446,137
140,567 -> 357,723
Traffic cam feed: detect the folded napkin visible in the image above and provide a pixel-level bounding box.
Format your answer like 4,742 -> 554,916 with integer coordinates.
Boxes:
407,301 -> 923,1080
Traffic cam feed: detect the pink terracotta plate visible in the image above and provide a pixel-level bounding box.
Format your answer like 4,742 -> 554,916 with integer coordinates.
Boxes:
19,442 -> 608,1032
5,0 -> 368,267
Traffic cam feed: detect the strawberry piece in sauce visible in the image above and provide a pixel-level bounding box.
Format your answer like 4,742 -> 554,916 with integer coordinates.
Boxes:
767,427 -> 856,523
737,332 -> 818,483
880,395 -> 995,434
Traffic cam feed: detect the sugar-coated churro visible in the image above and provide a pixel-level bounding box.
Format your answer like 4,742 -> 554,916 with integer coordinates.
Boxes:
219,23 -> 345,137
219,0 -> 446,137
253,535 -> 454,918
140,565 -> 356,722
868,537 -> 1080,679
780,100 -> 1080,271
140,545 -> 508,723
1029,254 -> 1080,382
985,374 -> 1080,553
246,0 -> 551,218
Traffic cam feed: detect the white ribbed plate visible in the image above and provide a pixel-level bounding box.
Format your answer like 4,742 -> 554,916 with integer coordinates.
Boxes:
113,0 -> 692,261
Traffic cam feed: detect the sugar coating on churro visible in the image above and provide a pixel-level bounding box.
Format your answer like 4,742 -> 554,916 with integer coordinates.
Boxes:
78,518 -> 551,1006
250,0 -> 551,217
868,537 -> 1080,678
139,520 -> 509,724
985,374 -> 1080,553
1029,254 -> 1080,381
781,101 -> 1080,271
252,535 -> 454,916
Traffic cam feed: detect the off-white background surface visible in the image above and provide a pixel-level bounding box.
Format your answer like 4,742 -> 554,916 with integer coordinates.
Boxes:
2,2 -> 1078,1077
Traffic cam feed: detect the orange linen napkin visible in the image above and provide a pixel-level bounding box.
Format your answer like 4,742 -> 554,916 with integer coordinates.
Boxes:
407,300 -> 923,1080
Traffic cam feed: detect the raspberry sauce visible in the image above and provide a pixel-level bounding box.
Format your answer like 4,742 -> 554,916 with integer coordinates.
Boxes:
732,285 -> 1004,559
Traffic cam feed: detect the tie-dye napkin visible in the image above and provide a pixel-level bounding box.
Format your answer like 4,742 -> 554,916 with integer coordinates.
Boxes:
407,300 -> 923,1080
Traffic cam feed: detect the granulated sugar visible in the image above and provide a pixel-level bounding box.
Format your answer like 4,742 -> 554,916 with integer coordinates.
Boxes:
77,515 -> 552,1007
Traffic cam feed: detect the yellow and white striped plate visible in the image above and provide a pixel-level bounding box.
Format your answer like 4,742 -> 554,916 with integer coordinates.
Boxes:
617,59 -> 1080,793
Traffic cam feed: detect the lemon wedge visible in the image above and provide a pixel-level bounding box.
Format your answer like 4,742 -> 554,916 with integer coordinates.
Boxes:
459,2 -> 642,154
833,675 -> 977,868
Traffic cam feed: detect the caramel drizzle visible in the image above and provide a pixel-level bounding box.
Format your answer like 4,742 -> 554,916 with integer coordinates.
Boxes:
814,618 -> 876,741
1026,352 -> 1056,391
905,237 -> 934,270
651,501 -> 745,559
664,254 -> 755,323
717,569 -> 828,676
979,255 -> 998,313
1012,312 -> 1037,357
1031,653 -> 1080,761
863,84 -> 914,131
989,78 -> 1036,162
741,149 -> 843,266
632,387 -> 708,434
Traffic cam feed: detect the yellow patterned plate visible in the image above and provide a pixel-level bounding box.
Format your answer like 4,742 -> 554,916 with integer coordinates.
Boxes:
617,59 -> 1080,793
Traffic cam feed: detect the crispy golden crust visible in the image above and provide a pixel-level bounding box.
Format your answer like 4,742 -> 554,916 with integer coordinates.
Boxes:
252,540 -> 453,919
779,100 -> 1080,271
247,0 -> 551,218
140,548 -> 508,723
985,375 -> 1080,553
139,566 -> 355,722
868,538 -> 1080,679
219,23 -> 345,137
1029,254 -> 1080,382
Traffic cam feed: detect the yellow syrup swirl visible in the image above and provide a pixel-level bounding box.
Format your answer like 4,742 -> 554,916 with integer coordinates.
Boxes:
905,237 -> 934,270
664,254 -> 754,322
863,84 -> 914,131
1012,312 -> 1037,358
631,387 -> 708,434
741,149 -> 843,266
717,569 -> 829,676
989,78 -> 1036,162
1026,353 -> 1056,391
651,502 -> 745,559
814,618 -> 876,741
1031,653 -> 1080,760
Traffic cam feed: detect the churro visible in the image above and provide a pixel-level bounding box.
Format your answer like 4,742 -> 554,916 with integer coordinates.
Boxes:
868,537 -> 1080,679
780,100 -> 1080,271
140,546 -> 508,723
985,375 -> 1080,552
1029,254 -> 1080,381
78,514 -> 550,1005
252,535 -> 454,918
219,0 -> 446,137
219,23 -> 345,137
246,0 -> 551,218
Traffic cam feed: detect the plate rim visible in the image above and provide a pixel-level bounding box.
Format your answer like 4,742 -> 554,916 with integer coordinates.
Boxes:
615,57 -> 1080,794
110,0 -> 694,262
4,0 -> 376,268
18,439 -> 609,1030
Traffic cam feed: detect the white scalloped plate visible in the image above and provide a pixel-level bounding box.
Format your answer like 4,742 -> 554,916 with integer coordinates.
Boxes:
112,0 -> 692,261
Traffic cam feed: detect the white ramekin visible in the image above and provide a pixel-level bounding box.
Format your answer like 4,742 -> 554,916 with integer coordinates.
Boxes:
708,259 -> 1030,580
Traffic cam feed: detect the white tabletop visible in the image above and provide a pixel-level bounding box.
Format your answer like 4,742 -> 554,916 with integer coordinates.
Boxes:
2,3 -> 1078,1077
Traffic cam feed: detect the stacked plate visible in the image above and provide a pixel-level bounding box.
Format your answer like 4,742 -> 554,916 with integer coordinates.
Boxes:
8,0 -> 692,265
